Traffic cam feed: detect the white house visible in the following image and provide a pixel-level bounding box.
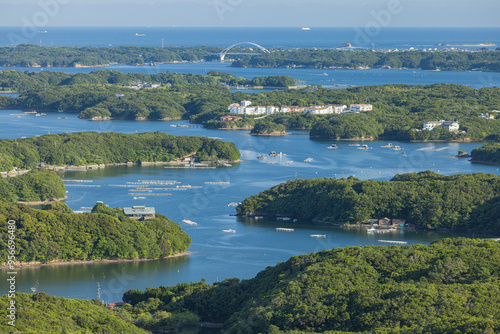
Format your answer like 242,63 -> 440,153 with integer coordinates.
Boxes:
241,100 -> 252,107
423,120 -> 459,132
442,121 -> 459,131
350,104 -> 373,112
479,113 -> 495,120
423,121 -> 444,131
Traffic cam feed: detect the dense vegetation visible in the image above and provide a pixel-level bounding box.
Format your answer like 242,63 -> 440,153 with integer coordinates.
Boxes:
237,171 -> 500,233
0,69 -> 295,92
471,143 -> 500,164
0,293 -> 148,334
0,132 -> 241,172
122,238 -> 500,333
0,202 -> 191,264
4,81 -> 499,140
0,169 -> 65,202
250,122 -> 287,135
233,49 -> 500,72
0,44 -> 224,67
1,45 -> 498,72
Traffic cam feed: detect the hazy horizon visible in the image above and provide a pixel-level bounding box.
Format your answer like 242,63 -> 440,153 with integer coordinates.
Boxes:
0,0 -> 498,28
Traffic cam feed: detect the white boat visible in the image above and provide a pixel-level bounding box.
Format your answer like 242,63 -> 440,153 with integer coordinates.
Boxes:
222,229 -> 236,233
310,234 -> 326,238
381,143 -> 394,148
367,228 -> 377,233
285,161 -> 294,164
133,197 -> 146,199
301,27 -> 311,30
349,143 -> 361,147
326,144 -> 339,149
182,220 -> 198,226
304,158 -> 313,162
357,145 -> 370,150
276,228 -> 294,232
391,146 -> 402,151
135,33 -> 146,36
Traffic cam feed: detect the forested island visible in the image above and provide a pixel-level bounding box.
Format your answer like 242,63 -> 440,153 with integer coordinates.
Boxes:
237,171 -> 500,233
0,169 -> 65,203
232,49 -> 500,72
0,132 -> 241,172
1,45 -> 499,72
3,238 -> 500,333
471,143 -> 500,164
0,69 -> 295,92
0,202 -> 191,265
1,76 -> 499,141
0,44 -> 223,67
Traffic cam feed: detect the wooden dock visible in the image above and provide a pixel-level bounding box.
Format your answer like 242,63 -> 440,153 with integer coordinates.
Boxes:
378,240 -> 407,245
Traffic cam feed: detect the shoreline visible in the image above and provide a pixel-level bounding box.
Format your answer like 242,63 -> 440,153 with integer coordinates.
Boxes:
2,158 -> 240,177
19,196 -> 68,206
471,159 -> 500,166
0,251 -> 193,269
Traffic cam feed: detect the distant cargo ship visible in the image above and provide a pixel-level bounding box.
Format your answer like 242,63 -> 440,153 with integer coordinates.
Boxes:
301,27 -> 311,31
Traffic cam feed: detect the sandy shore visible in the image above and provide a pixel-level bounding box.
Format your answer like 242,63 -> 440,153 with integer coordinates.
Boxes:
0,251 -> 193,269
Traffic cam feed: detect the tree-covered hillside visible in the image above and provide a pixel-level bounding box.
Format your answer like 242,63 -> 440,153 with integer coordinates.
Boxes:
0,69 -> 295,92
0,293 -> 148,334
123,238 -> 500,334
233,49 -> 500,72
471,143 -> 500,164
0,169 -> 65,203
0,132 -> 241,172
0,202 -> 191,264
0,44 -> 223,67
237,171 -> 500,233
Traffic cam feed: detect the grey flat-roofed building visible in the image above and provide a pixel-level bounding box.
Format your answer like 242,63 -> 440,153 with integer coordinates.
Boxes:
123,206 -> 156,220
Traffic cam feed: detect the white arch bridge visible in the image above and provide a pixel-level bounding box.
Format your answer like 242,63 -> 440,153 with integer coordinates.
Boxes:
217,42 -> 270,61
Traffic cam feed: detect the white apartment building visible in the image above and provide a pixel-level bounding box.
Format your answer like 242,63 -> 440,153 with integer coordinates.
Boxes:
304,106 -> 334,115
350,104 -> 373,112
442,121 -> 460,131
423,120 -> 460,132
329,104 -> 348,114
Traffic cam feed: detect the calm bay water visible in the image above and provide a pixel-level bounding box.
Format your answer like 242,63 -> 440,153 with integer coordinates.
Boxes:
1,62 -> 499,89
1,27 -> 499,50
1,111 -> 499,303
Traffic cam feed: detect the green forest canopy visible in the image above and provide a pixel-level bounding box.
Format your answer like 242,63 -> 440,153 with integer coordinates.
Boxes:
237,171 -> 500,233
0,69 -> 295,92
0,202 -> 191,264
232,49 -> 500,72
4,82 -> 498,141
471,143 -> 500,164
0,132 -> 241,172
0,169 -> 65,203
0,293 -> 148,334
122,238 -> 500,334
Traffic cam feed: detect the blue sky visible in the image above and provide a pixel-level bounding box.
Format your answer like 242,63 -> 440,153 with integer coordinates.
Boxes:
0,0 -> 498,27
